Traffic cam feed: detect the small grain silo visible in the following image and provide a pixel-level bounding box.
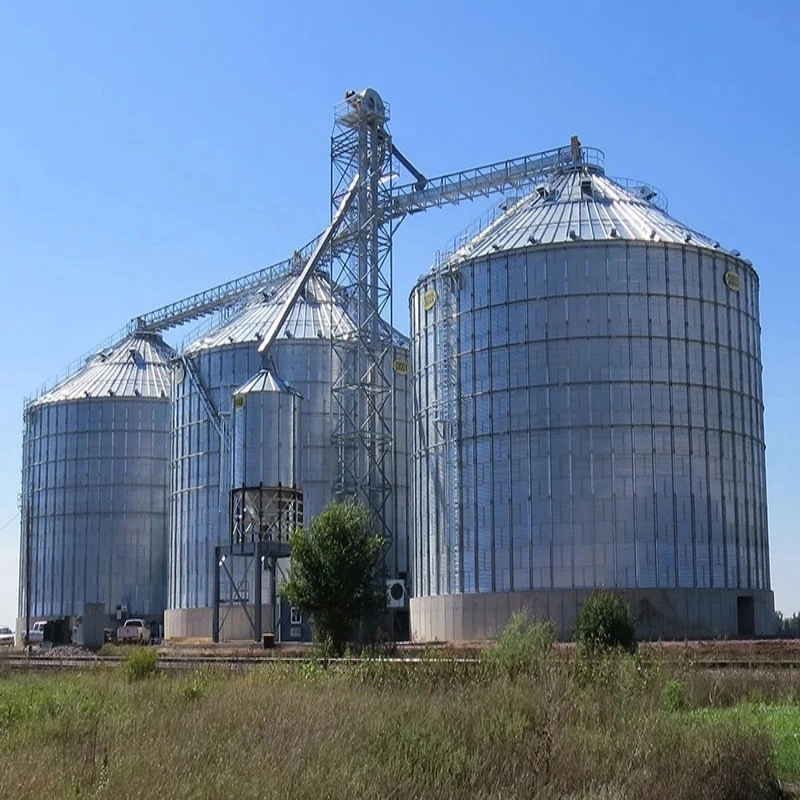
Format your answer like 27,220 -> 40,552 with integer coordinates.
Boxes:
410,153 -> 773,641
18,332 -> 173,637
166,272 -> 411,639
222,366 -> 303,640
232,366 -> 301,492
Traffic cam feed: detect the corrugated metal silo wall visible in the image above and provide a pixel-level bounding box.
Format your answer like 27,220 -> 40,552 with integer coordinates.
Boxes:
169,340 -> 411,613
20,397 -> 170,619
233,388 -> 298,490
411,242 -> 768,598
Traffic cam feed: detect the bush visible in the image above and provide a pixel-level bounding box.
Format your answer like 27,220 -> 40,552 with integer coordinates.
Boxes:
97,642 -> 126,657
179,672 -> 210,701
573,590 -> 636,655
279,499 -> 386,656
483,610 -> 556,678
124,647 -> 158,682
661,678 -> 686,712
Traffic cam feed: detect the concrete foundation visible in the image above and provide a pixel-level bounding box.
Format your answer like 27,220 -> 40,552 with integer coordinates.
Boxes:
165,605 -> 275,642
410,589 -> 776,642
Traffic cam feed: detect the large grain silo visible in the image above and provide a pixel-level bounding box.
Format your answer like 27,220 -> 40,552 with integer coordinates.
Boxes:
166,272 -> 411,639
410,151 -> 773,641
18,331 -> 173,636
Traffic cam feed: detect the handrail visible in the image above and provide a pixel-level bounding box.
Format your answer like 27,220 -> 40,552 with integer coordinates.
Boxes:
390,146 -> 605,218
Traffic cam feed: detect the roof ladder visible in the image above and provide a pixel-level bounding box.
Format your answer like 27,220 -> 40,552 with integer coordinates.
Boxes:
435,271 -> 461,593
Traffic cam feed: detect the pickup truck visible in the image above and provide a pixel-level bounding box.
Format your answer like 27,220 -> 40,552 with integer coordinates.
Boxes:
25,621 -> 46,645
116,619 -> 151,644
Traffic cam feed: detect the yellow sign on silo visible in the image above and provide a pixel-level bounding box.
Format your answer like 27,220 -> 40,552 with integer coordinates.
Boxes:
423,289 -> 438,311
724,271 -> 741,292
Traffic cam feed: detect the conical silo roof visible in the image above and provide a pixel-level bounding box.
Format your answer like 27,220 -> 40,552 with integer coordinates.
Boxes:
234,368 -> 294,396
443,166 -> 727,263
32,332 -> 174,405
185,273 -> 355,354
186,271 -> 408,354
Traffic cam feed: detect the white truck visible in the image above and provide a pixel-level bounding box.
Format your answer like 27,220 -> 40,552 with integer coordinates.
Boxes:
25,621 -> 47,645
116,619 -> 151,644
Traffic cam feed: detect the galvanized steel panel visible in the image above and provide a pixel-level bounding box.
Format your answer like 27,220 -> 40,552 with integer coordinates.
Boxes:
411,236 -> 767,598
169,273 -> 411,612
20,334 -> 173,620
233,371 -> 300,491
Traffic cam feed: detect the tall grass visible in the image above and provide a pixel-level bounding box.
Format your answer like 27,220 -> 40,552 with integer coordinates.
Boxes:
124,647 -> 158,682
0,648 -> 793,799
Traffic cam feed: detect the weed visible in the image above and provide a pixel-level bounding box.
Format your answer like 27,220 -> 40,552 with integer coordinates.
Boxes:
0,649 -> 792,799
482,609 -> 556,679
179,672 -> 210,701
124,647 -> 158,682
662,678 -> 686,712
98,642 -> 127,657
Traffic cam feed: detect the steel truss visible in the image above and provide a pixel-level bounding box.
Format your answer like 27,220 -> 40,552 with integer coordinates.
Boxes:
212,485 -> 303,643
330,91 -> 397,546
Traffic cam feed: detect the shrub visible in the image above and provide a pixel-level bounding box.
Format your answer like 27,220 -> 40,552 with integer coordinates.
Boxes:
573,590 -> 636,655
661,678 -> 686,712
179,673 -> 210,701
483,610 -> 556,679
98,642 -> 126,657
279,499 -> 386,656
124,647 -> 158,682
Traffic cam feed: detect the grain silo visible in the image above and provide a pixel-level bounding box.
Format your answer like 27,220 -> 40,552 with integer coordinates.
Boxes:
18,331 -> 173,636
166,272 -> 411,639
232,366 -> 301,492
410,151 -> 773,640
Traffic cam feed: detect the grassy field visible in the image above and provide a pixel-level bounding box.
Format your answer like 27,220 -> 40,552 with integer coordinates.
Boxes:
690,704 -> 800,784
0,636 -> 798,800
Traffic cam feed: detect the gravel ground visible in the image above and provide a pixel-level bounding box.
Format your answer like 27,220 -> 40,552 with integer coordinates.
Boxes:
36,645 -> 97,659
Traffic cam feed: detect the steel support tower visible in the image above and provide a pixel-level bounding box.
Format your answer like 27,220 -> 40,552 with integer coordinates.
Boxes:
329,90 -> 397,543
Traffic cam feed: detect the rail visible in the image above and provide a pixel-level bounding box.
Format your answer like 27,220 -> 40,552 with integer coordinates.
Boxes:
390,146 -> 605,218
3,651 -> 799,672
130,238 -> 323,334
612,176 -> 669,212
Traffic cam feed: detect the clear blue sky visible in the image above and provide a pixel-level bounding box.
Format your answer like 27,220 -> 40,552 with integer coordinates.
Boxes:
1,2 -> 798,625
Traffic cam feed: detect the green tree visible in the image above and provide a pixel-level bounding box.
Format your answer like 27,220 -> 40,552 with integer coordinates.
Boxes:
573,590 -> 637,654
279,499 -> 386,655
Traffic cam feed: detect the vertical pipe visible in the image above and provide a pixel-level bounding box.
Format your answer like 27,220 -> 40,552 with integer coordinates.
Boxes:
254,539 -> 262,642
291,393 -> 297,489
270,557 -> 277,637
212,545 -> 220,643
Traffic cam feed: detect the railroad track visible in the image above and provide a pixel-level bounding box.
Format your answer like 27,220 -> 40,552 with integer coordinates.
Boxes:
3,653 -> 800,671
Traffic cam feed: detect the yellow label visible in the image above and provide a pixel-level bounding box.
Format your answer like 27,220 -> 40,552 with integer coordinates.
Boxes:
393,359 -> 410,376
723,271 -> 741,292
422,289 -> 438,311
233,395 -> 245,408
